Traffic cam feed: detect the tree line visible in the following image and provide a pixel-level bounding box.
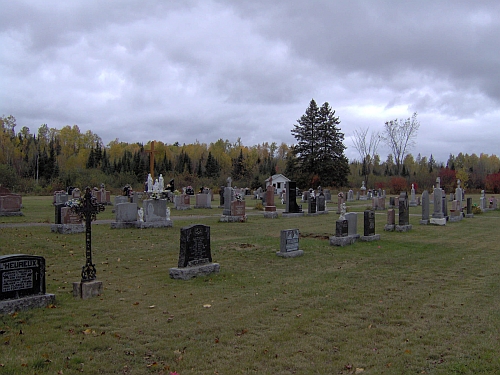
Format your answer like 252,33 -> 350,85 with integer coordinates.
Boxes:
2,104 -> 500,195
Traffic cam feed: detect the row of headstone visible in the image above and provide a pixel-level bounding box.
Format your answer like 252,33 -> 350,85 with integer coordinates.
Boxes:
384,191 -> 413,231
330,210 -> 380,246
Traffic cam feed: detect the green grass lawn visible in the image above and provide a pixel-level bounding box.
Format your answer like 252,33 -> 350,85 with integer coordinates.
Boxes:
0,195 -> 499,374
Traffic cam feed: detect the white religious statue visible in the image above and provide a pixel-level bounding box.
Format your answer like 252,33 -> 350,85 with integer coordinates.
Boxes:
138,207 -> 144,222
153,178 -> 160,193
159,174 -> 164,192
147,173 -> 153,192
166,206 -> 171,221
411,183 -> 415,190
339,202 -> 347,220
457,179 -> 461,188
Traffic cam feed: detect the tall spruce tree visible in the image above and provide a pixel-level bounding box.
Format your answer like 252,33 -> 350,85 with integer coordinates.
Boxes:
291,99 -> 349,187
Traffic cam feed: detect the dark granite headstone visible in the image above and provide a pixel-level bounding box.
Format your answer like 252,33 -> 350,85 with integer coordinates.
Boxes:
0,255 -> 46,301
277,229 -> 304,257
54,203 -> 65,224
467,197 -> 472,215
364,210 -> 375,236
316,193 -> 325,212
398,191 -> 409,225
308,196 -> 316,214
335,220 -> 348,237
285,181 -> 301,213
178,224 -> 211,268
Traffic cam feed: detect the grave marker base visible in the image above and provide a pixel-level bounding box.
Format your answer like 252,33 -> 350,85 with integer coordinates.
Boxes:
135,220 -> 173,229
329,236 -> 357,246
360,234 -> 381,242
384,224 -> 395,231
429,218 -> 446,226
281,212 -> 304,218
72,280 -> 103,299
465,213 -> 474,218
263,211 -> 279,219
419,219 -> 429,225
0,212 -> 24,217
169,263 -> 220,280
50,224 -> 85,234
219,215 -> 247,222
276,250 -> 304,258
395,224 -> 413,232
0,294 -> 56,314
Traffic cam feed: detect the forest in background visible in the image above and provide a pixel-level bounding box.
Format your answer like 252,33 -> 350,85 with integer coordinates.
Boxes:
2,114 -> 500,195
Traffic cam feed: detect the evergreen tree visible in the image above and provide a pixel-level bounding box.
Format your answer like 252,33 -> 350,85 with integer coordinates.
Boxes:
232,149 -> 246,180
205,151 -> 220,178
291,99 -> 349,187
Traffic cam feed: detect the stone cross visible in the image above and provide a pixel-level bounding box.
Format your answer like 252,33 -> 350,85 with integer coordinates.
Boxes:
71,187 -> 105,282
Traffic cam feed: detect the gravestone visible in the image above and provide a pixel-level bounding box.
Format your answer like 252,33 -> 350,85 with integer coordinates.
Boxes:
330,217 -> 356,246
138,199 -> 173,228
231,200 -> 246,217
316,191 -> 327,214
442,195 -> 448,220
51,200 -> 85,234
111,202 -> 139,229
307,193 -> 317,215
174,194 -> 191,210
276,229 -> 304,258
0,255 -> 56,314
465,197 -> 474,218
389,197 -> 395,209
223,178 -> 233,216
479,190 -> 487,211
345,212 -> 359,239
430,177 -> 446,225
53,191 -> 68,205
384,208 -> 396,231
359,181 -> 367,200
396,191 -> 412,232
410,184 -> 417,207
361,210 -> 380,241
420,190 -> 430,224
283,181 -> 303,217
0,187 -> 23,217
195,192 -> 212,208
347,189 -> 354,202
264,178 -> 278,219
336,192 -> 344,214
169,224 -> 220,280
324,189 -> 332,202
449,200 -> 463,222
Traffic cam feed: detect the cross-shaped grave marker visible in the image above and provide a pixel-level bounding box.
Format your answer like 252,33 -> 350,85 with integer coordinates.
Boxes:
71,186 -> 105,282
144,140 -> 161,180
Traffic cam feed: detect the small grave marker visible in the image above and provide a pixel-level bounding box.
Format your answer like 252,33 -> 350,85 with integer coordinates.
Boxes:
276,229 -> 304,258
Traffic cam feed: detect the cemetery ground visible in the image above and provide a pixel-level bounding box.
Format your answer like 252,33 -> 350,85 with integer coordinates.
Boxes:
1,196 -> 499,374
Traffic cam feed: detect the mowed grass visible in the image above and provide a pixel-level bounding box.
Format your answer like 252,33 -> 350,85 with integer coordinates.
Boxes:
0,196 -> 499,374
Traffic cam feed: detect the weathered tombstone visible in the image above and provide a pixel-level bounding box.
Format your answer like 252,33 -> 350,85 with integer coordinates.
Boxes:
0,187 -> 23,217
138,199 -> 173,228
466,197 -> 474,218
479,190 -> 487,211
336,192 -> 344,214
360,210 -> 380,241
396,191 -> 412,232
347,189 -> 354,202
174,194 -> 191,210
324,189 -> 332,202
70,187 -> 105,299
195,192 -> 212,208
378,196 -> 386,210
0,255 -> 56,314
449,200 -> 463,222
222,178 -> 233,216
276,229 -> 304,258
430,177 -> 446,225
231,199 -> 246,217
410,184 -> 417,207
111,202 -> 139,229
283,181 -> 303,217
384,209 -> 395,231
169,224 -> 220,280
316,190 -> 326,214
420,190 -> 430,225
308,194 -> 317,215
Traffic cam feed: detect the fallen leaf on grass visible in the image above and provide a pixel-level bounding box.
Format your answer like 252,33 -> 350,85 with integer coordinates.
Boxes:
355,368 -> 364,374
236,329 -> 248,337
203,304 -> 211,308
149,305 -> 156,309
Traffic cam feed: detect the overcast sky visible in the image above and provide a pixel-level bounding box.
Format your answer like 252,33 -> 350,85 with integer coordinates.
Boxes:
1,1 -> 499,164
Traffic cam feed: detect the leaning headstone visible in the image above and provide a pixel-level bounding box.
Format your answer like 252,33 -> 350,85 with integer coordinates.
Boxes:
465,197 -> 474,218
384,209 -> 396,231
169,224 -> 220,280
0,255 -> 56,314
282,181 -> 303,217
276,229 -> 304,258
396,191 -> 412,232
420,190 -> 430,225
360,210 -> 380,241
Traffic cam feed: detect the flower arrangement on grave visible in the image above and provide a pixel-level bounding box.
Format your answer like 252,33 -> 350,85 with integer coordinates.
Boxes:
234,192 -> 243,202
150,191 -> 161,200
338,192 -> 344,199
173,189 -> 181,195
65,198 -> 83,209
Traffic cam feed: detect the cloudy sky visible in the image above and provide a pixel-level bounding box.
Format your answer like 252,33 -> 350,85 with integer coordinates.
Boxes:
1,1 -> 499,163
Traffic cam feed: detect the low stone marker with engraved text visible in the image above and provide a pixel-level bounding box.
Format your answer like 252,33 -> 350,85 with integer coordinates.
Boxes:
276,229 -> 304,258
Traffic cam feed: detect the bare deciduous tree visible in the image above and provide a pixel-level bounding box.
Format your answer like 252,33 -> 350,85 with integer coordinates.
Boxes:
383,112 -> 420,176
352,127 -> 381,185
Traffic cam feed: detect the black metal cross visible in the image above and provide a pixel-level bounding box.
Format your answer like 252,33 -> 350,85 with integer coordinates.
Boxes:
71,186 -> 105,282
